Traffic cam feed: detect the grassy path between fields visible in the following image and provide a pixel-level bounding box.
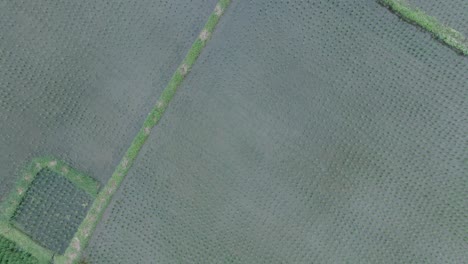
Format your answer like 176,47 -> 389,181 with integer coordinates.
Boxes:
54,1 -> 231,263
380,0 -> 468,55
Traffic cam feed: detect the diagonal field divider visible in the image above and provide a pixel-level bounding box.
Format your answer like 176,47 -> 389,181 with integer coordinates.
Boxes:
54,1 -> 231,263
380,0 -> 468,55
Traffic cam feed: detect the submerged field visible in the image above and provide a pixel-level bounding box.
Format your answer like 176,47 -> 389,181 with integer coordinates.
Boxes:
85,0 -> 467,263
1,0 -> 467,263
0,0 -> 218,262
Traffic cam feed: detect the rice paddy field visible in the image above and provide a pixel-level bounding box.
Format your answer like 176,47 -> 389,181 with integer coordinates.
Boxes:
0,0 -> 217,198
1,0 -> 467,263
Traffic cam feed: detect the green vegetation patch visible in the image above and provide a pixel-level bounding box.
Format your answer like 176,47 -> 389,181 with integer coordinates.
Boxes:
380,0 -> 468,55
12,169 -> 93,254
0,235 -> 38,264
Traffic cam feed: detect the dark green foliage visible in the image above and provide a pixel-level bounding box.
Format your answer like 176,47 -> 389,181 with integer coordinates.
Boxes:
77,257 -> 89,264
0,235 -> 38,264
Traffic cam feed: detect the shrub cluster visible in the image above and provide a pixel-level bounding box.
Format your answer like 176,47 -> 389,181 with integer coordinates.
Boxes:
0,235 -> 38,264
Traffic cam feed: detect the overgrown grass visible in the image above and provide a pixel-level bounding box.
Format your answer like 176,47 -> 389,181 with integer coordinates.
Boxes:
0,234 -> 40,264
0,223 -> 51,263
380,0 -> 468,55
56,1 -> 231,263
0,157 -> 100,263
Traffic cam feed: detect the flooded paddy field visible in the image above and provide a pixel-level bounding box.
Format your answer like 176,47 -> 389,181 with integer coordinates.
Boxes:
0,0 -> 217,200
85,0 -> 467,263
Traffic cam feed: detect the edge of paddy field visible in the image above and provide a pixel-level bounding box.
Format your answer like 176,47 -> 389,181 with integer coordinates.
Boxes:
380,0 -> 468,55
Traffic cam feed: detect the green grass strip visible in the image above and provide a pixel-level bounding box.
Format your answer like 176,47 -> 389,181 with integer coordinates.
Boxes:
380,0 -> 468,55
47,159 -> 100,198
0,223 -> 52,263
56,1 -> 231,263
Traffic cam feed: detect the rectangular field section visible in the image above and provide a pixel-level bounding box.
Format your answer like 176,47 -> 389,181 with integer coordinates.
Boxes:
12,169 -> 93,254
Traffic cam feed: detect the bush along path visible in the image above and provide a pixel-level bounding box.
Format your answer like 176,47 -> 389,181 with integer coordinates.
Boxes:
54,1 -> 231,263
380,0 -> 468,55
0,235 -> 38,264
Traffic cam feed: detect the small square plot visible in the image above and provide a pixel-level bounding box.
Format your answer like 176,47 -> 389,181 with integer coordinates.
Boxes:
11,168 -> 93,254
